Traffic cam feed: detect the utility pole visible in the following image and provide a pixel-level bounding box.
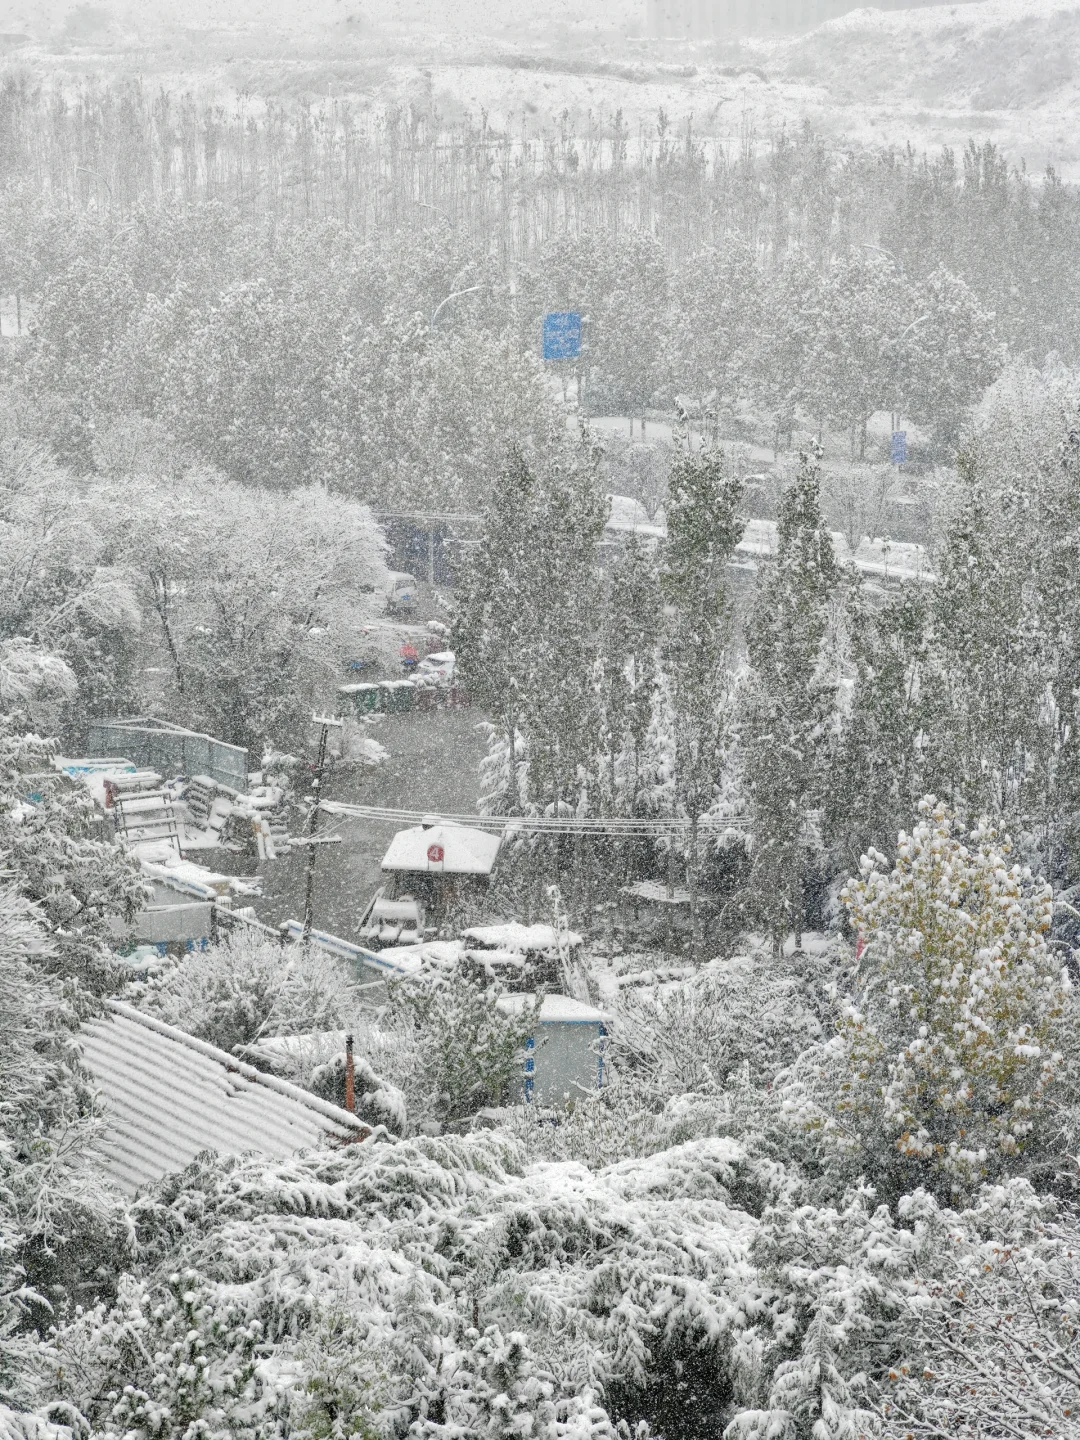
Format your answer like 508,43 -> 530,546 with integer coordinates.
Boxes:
302,714 -> 343,941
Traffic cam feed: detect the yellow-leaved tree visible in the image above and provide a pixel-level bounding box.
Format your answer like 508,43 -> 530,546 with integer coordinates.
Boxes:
836,797 -> 1070,1192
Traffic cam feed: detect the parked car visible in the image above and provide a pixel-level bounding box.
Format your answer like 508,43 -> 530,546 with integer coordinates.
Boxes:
416,650 -> 455,686
385,571 -> 418,617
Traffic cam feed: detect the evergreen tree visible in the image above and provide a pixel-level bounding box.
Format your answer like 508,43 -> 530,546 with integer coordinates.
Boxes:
599,536 -> 662,818
827,584 -> 940,873
454,441 -> 606,819
930,451 -> 1046,830
660,447 -> 744,955
836,799 -> 1069,1198
742,450 -> 839,953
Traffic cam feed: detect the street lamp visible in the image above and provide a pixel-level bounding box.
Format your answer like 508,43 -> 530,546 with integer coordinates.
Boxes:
430,285 -> 482,332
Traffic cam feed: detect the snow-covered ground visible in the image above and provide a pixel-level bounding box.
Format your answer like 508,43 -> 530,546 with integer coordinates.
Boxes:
8,0 -> 1080,175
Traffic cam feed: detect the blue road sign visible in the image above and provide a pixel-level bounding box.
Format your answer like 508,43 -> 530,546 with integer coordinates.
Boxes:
891,431 -> 908,465
543,312 -> 582,361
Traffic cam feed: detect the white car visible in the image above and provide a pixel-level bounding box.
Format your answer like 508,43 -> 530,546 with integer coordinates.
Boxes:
385,572 -> 418,616
416,650 -> 455,686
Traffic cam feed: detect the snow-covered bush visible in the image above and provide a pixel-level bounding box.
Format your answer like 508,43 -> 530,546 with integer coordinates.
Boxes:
389,976 -> 540,1129
612,954 -> 825,1102
0,883 -> 125,1412
137,933 -> 358,1055
878,1181 -> 1080,1438
799,799 -> 1072,1198
38,1133 -> 769,1440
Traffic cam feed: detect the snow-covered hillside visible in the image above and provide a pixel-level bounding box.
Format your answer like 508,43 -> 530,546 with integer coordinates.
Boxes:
3,0 -> 1080,173
781,0 -> 1080,115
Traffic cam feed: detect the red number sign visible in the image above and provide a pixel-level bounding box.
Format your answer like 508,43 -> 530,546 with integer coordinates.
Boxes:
427,844 -> 445,864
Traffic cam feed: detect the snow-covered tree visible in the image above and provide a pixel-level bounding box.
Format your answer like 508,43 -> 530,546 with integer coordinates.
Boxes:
0,720 -> 148,992
824,800 -> 1071,1197
659,446 -> 745,951
391,977 -> 539,1129
0,410 -> 141,735
103,471 -> 386,753
455,441 -> 606,820
665,239 -> 762,426
136,930 -> 359,1055
596,537 -> 662,821
827,587 -> 940,873
742,451 -> 840,952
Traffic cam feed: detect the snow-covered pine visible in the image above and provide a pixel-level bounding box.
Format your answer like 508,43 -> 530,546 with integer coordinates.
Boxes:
742,450 -> 841,953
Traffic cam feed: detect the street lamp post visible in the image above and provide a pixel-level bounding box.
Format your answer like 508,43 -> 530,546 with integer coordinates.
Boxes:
430,285 -> 482,333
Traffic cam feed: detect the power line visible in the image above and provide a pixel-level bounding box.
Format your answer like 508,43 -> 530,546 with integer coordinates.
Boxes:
319,801 -> 750,836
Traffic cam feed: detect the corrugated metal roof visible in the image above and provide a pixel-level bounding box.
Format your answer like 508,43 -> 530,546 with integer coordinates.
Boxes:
497,993 -> 610,1024
79,1001 -> 368,1196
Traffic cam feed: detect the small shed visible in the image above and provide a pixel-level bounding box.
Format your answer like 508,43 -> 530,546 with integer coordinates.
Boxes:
462,922 -> 583,987
496,993 -> 609,1106
381,820 -> 501,876
379,818 -> 501,923
79,1001 -> 368,1195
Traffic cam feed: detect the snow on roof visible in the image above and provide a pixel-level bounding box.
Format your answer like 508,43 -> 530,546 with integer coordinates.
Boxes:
241,1030 -> 350,1064
735,518 -> 933,583
377,939 -> 464,976
79,1001 -> 368,1195
462,922 -> 582,952
622,881 -> 693,905
141,856 -> 235,899
380,821 -> 501,875
496,993 -> 609,1025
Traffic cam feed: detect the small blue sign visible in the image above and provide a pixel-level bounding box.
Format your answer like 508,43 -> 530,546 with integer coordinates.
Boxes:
543,312 -> 582,361
891,431 -> 908,466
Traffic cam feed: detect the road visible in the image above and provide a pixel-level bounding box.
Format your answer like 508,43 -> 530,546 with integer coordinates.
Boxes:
216,706 -> 490,940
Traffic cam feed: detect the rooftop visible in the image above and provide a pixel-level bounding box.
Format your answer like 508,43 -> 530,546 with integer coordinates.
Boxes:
79,1001 -> 368,1195
381,820 -> 501,875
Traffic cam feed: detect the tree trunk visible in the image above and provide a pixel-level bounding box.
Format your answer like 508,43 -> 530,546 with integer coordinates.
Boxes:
151,571 -> 185,695
688,814 -> 702,962
792,865 -> 803,953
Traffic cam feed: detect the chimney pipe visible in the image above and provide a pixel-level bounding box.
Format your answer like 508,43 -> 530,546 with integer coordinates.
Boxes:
345,1033 -> 355,1114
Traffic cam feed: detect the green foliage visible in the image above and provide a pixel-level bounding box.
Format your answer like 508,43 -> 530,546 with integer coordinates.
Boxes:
453,442 -> 607,816
743,451 -> 840,950
597,537 -> 662,817
392,976 -> 540,1127
827,800 -> 1070,1196
827,587 -> 940,872
274,1310 -> 390,1440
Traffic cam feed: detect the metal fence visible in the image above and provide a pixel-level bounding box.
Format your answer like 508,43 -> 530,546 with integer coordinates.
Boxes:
86,718 -> 249,792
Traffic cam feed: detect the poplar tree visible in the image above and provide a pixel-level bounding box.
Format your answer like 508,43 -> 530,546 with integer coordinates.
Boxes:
452,450 -> 541,811
743,449 -> 839,954
598,536 -> 662,818
454,440 -> 607,819
660,447 -> 744,955
827,584 -> 940,872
